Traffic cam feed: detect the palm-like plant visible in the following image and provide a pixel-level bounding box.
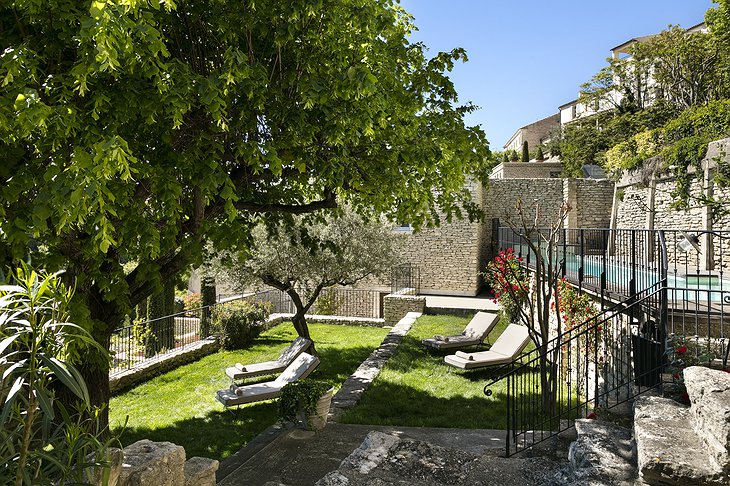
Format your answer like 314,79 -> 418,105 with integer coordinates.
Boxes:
0,264 -> 114,485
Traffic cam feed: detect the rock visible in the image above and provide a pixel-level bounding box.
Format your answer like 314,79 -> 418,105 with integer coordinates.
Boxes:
118,440 -> 186,486
84,447 -> 123,486
184,456 -> 219,486
684,366 -> 730,472
315,471 -> 351,485
317,430 -> 563,486
337,431 -> 400,475
634,395 -> 726,485
568,419 -> 636,484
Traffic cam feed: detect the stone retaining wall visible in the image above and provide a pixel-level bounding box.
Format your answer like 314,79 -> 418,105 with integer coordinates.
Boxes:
613,138 -> 730,271
383,294 -> 426,326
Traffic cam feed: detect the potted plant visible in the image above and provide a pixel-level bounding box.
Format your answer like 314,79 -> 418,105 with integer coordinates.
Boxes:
278,379 -> 335,431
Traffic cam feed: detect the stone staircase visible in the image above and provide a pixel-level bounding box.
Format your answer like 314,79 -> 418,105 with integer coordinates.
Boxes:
568,366 -> 730,485
634,366 -> 730,485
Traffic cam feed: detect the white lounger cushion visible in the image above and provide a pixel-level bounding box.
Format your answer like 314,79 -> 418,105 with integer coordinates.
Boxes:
216,352 -> 319,407
422,312 -> 499,350
225,337 -> 311,380
444,324 -> 530,370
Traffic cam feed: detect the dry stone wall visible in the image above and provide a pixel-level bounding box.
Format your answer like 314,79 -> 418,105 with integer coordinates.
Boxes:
396,181 -> 484,296
383,294 -> 426,326
613,138 -> 730,270
569,179 -> 614,228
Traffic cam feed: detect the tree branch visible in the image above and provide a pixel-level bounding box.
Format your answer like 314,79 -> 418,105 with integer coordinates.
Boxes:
233,189 -> 337,214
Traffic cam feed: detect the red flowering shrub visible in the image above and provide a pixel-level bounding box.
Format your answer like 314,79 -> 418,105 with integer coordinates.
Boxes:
483,248 -> 529,322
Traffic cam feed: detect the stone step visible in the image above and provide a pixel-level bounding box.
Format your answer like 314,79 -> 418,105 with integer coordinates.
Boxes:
684,366 -> 730,473
634,395 -> 727,485
568,418 -> 637,485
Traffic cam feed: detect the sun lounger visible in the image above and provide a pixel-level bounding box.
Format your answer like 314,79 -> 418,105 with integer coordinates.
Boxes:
444,324 -> 530,369
216,352 -> 320,407
225,337 -> 312,381
421,311 -> 499,350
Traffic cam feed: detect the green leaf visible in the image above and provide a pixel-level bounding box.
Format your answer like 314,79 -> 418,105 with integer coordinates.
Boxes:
0,335 -> 19,358
41,356 -> 89,404
1,376 -> 25,425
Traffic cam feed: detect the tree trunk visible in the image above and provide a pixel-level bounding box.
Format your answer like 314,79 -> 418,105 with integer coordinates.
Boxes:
136,297 -> 148,324
285,287 -> 324,356
162,280 -> 175,349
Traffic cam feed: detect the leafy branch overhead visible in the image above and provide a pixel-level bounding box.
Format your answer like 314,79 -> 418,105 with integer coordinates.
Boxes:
0,0 -> 488,416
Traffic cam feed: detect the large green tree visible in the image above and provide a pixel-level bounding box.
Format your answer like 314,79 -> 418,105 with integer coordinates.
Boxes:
0,1 -> 489,420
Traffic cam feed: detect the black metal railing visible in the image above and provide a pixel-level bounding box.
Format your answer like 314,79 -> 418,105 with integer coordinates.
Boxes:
312,287 -> 383,318
483,284 -> 666,456
488,227 -> 730,456
391,263 -> 420,295
110,287 -> 384,376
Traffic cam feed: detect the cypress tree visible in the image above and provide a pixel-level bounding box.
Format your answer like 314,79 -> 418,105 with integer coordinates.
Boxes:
521,141 -> 529,162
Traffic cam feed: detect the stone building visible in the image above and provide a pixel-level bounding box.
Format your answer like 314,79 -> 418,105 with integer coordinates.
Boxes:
502,113 -> 560,153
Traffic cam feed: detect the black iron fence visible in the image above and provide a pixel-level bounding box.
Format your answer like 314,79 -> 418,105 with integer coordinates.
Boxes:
483,284 -> 666,456
391,263 -> 420,295
489,227 -> 730,456
110,287 -> 383,376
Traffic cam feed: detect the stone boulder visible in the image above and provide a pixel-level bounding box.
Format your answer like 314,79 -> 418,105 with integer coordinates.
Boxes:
118,440 -> 186,486
568,419 -> 636,484
184,456 -> 219,486
684,366 -> 730,473
634,395 -> 726,485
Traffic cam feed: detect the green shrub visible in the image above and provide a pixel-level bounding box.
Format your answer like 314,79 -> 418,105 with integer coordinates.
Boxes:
132,318 -> 154,349
313,288 -> 343,315
0,264 -> 116,485
535,146 -> 544,161
212,300 -> 272,350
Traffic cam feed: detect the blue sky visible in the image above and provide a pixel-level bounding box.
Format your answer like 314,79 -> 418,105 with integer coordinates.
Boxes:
399,0 -> 715,150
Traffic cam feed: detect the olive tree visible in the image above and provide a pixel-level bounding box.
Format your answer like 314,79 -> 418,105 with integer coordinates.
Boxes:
222,209 -> 397,352
0,0 -> 489,420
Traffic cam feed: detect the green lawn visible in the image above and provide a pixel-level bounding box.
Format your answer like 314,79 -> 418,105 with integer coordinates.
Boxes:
339,313 -> 535,429
109,322 -> 388,460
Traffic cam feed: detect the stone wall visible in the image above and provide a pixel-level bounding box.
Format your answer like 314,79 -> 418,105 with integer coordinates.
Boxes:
383,294 -> 426,326
567,179 -> 615,229
613,138 -> 730,270
490,161 -> 564,179
395,181 -> 485,296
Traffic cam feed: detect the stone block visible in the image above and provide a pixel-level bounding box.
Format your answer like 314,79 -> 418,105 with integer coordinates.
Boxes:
84,447 -> 123,486
568,419 -> 636,484
634,395 -> 726,485
184,456 -> 219,486
684,366 -> 730,472
118,440 -> 186,486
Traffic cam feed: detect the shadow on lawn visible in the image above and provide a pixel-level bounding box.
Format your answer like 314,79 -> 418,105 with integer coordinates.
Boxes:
118,401 -> 279,460
339,379 -> 567,433
116,343 -> 381,461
